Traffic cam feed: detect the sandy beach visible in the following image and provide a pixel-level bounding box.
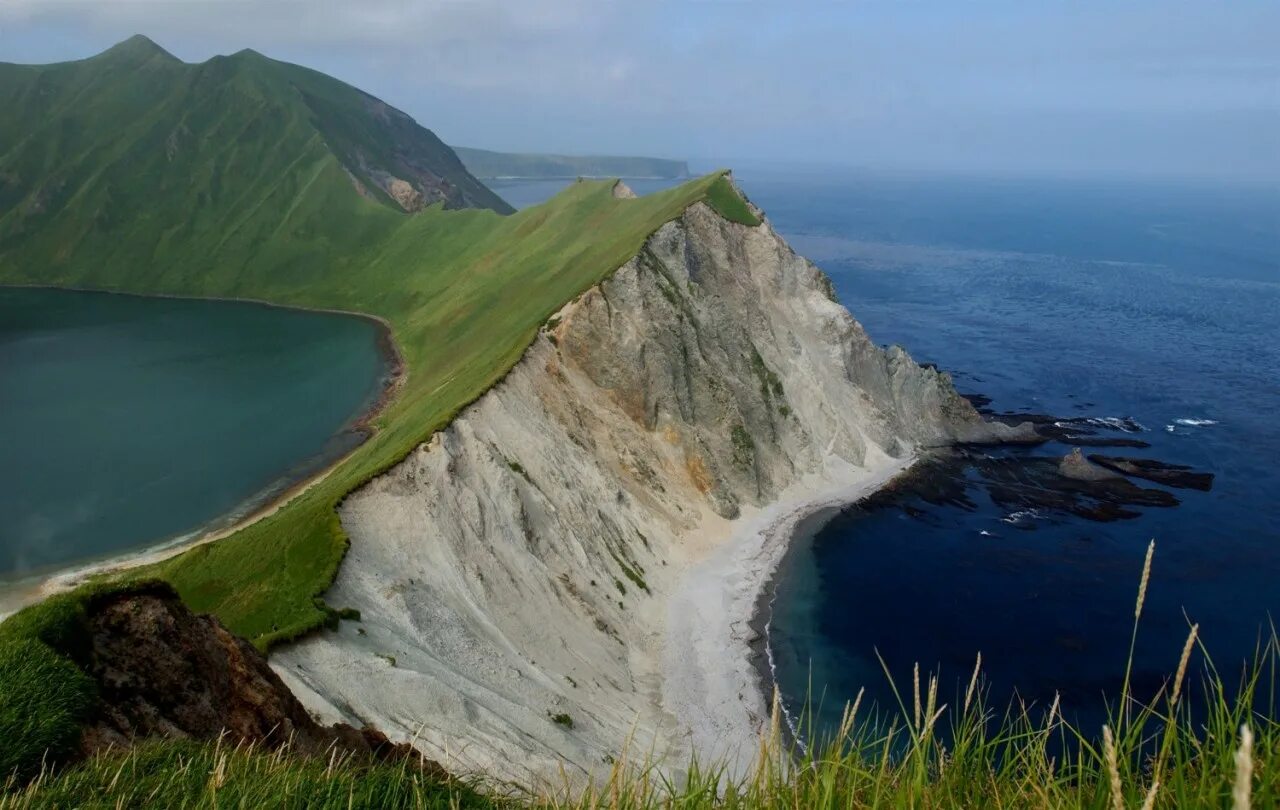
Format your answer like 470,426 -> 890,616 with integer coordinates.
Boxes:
660,453 -> 916,775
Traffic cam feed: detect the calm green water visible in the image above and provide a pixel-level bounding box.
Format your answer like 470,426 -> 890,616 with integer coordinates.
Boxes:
0,287 -> 391,580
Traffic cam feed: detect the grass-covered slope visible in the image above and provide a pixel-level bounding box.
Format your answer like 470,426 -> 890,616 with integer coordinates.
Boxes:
705,174 -> 762,226
0,35 -> 511,271
0,38 -> 751,651
453,146 -> 690,179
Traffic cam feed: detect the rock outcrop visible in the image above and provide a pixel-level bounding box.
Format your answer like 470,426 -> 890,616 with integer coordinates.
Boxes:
78,584 -> 436,772
274,185 -> 1029,783
1058,447 -> 1125,482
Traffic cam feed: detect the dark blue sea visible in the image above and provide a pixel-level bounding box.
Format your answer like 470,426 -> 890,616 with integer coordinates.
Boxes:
499,167 -> 1280,738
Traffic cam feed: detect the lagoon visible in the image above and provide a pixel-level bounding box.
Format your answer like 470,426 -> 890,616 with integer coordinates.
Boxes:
0,287 -> 391,580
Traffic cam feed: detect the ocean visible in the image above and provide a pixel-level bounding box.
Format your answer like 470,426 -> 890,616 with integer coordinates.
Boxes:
492,167 -> 1280,738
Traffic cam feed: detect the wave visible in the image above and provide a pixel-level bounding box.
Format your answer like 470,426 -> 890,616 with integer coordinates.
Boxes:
1001,509 -> 1042,526
1174,418 -> 1219,427
1053,416 -> 1145,433
1083,416 -> 1145,433
762,583 -> 806,753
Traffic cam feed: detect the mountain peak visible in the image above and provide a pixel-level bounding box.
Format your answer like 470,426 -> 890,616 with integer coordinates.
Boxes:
98,34 -> 180,65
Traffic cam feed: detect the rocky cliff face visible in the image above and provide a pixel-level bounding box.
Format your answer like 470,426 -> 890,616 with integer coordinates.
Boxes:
274,183 -> 1027,783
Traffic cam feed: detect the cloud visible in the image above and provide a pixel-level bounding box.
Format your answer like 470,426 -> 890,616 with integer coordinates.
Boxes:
2,1 -> 1276,179
2,0 -> 595,43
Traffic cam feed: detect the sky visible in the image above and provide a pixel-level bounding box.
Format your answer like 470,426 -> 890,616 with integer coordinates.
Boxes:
1,1 -> 1277,182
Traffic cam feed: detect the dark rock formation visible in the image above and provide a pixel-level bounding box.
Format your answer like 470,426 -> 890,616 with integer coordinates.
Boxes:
1058,448 -> 1125,482
1088,455 -> 1215,491
78,585 -> 438,774
964,402 -> 1154,449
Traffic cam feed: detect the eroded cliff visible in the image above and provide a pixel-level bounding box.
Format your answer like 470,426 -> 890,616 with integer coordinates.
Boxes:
274,182 -> 1026,783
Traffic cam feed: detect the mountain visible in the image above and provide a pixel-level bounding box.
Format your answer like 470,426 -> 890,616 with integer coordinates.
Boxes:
0,34 -> 511,272
451,146 -> 690,179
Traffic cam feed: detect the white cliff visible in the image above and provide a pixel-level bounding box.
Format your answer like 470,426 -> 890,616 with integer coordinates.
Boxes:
274,183 -> 1026,785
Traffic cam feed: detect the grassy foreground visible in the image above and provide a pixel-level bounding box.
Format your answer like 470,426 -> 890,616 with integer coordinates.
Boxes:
5,548 -> 1275,807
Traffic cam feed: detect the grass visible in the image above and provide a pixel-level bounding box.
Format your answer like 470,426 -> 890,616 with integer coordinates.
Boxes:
550,713 -> 575,730
8,544 -> 1275,806
704,175 -> 762,226
1,738 -> 499,809
731,424 -> 756,467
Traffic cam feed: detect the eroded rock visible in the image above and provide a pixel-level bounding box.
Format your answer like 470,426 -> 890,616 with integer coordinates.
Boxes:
78,584 -> 441,776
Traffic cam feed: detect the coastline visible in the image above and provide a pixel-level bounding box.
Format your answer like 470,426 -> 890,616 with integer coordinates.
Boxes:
661,453 -> 916,775
748,502 -> 843,748
0,284 -> 406,620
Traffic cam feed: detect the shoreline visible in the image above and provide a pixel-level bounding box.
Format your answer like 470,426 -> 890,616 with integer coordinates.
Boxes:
0,284 -> 406,619
661,454 -> 916,775
747,502 -> 844,748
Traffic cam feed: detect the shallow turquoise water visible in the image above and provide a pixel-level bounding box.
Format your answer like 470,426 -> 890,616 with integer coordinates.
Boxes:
0,288 -> 390,580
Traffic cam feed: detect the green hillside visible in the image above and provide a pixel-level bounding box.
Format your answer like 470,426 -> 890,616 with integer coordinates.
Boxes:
453,145 -> 690,179
0,35 -> 511,273
0,36 -> 745,651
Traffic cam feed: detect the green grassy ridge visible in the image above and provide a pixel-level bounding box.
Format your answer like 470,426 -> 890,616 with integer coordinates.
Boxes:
452,146 -> 690,180
135,172 -> 737,648
704,175 -> 762,226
